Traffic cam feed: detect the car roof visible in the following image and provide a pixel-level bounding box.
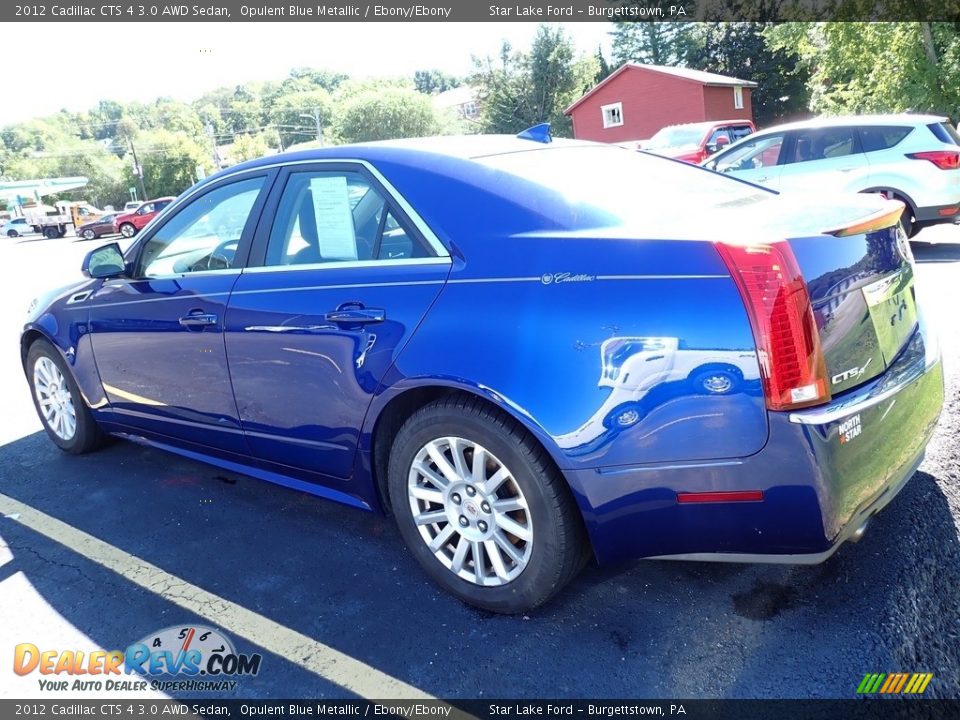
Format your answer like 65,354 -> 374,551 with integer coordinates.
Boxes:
658,119 -> 752,132
751,113 -> 948,136
210,135 -> 596,179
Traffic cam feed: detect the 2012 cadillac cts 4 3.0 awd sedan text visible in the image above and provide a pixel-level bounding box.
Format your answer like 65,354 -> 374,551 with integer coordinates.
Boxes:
21,133 -> 944,612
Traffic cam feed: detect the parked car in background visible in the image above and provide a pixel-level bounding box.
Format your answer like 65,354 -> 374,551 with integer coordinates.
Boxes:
703,114 -> 960,237
643,119 -> 756,164
22,135 -> 943,613
115,197 -> 175,237
123,201 -> 143,211
1,217 -> 34,237
76,212 -> 122,241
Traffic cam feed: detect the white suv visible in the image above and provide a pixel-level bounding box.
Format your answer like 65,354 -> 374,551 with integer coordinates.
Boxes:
703,114 -> 960,236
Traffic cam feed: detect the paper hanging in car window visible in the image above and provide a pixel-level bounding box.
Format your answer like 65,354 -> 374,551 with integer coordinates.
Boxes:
309,175 -> 357,260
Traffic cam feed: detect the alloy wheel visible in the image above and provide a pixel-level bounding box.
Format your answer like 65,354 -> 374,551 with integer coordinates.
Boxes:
407,437 -> 533,587
33,357 -> 77,441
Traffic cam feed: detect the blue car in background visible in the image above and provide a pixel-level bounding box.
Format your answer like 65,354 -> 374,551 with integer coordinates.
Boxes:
21,132 -> 944,612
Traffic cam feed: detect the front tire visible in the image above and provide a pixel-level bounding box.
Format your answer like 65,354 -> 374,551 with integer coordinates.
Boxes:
82,229 -> 96,240
387,394 -> 587,613
120,223 -> 136,238
7,230 -> 19,238
26,339 -> 105,454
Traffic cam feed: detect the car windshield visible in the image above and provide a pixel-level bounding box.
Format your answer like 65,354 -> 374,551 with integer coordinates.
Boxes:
645,125 -> 710,150
477,145 -> 770,228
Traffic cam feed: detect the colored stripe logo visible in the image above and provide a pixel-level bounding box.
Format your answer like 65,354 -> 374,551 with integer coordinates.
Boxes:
857,673 -> 933,694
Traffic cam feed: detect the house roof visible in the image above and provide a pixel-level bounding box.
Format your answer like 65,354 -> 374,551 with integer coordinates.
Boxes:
432,86 -> 478,110
564,62 -> 757,115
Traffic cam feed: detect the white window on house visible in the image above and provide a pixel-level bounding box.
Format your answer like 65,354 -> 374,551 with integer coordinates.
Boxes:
601,102 -> 624,129
734,86 -> 744,110
462,101 -> 477,119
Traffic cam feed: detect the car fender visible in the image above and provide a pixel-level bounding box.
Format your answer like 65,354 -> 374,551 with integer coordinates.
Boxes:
21,281 -> 108,413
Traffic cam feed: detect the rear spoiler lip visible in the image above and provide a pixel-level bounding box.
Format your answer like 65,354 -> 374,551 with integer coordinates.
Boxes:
822,200 -> 905,237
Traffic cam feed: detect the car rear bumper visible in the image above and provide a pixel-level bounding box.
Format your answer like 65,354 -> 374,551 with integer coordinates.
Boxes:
915,202 -> 960,224
568,315 -> 944,565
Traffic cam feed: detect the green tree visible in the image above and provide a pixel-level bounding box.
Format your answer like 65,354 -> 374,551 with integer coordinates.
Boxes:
471,26 -> 598,137
2,140 -> 127,209
413,69 -> 462,95
231,133 -> 272,163
332,86 -> 442,143
765,22 -> 960,119
595,45 -> 613,84
611,22 -> 700,67
135,129 -> 210,198
688,23 -> 810,126
267,89 -> 333,146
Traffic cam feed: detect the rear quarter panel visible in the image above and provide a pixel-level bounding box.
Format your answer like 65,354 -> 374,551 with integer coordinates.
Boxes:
383,234 -> 767,472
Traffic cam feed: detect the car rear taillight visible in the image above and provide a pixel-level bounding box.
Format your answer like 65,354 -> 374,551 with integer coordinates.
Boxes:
906,150 -> 960,170
715,241 -> 830,412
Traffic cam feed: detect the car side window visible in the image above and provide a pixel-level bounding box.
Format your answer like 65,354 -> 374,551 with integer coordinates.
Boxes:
263,170 -> 435,266
136,177 -> 265,278
788,128 -> 860,164
707,128 -> 730,145
859,126 -> 912,153
713,134 -> 784,172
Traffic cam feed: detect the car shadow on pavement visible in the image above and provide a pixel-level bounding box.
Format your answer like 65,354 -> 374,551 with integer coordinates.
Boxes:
911,240 -> 960,263
1,428 -> 958,699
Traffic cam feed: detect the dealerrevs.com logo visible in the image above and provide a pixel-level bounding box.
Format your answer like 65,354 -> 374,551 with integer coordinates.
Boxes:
14,625 -> 262,693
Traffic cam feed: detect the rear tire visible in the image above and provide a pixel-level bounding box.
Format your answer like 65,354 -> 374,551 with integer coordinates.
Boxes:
43,227 -> 58,239
7,230 -> 18,237
26,339 -> 106,454
387,394 -> 587,613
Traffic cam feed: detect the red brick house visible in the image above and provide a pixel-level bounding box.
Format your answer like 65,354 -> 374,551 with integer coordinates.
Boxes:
565,63 -> 757,143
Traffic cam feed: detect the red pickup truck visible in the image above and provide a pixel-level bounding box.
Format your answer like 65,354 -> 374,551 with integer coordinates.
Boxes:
643,120 -> 756,164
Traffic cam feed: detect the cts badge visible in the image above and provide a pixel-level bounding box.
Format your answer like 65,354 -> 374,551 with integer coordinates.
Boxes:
832,358 -> 872,386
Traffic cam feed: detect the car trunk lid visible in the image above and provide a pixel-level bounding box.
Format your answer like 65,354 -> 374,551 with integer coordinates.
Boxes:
786,199 -> 916,396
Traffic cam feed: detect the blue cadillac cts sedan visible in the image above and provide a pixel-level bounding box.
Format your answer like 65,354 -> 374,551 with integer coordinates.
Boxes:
22,132 -> 944,612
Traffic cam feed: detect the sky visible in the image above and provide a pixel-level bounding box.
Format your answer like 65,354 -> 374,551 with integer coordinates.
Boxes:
3,22 -> 612,126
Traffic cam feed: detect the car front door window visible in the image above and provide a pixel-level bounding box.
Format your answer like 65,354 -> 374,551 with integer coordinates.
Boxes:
713,134 -> 784,173
137,178 -> 264,277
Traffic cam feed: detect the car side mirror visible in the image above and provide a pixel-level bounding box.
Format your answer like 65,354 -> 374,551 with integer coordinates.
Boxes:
82,242 -> 126,279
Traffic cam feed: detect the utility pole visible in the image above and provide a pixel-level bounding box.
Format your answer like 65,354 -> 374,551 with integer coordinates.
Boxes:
205,124 -> 222,171
128,137 -> 147,202
300,109 -> 324,146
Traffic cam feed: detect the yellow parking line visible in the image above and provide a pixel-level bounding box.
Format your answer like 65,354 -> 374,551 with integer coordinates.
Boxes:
0,492 -> 434,700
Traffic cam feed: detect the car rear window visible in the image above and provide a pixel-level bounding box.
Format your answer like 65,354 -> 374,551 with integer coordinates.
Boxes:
859,126 -> 913,152
927,121 -> 960,145
477,145 -> 771,228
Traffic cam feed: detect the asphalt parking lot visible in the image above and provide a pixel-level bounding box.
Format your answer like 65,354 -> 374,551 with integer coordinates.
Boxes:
1,225 -> 959,700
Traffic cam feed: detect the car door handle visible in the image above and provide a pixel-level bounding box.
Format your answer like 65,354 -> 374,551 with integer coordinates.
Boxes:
179,312 -> 218,327
325,305 -> 386,324
755,176 -> 768,182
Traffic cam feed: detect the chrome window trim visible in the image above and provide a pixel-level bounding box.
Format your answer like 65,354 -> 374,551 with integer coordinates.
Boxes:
137,268 -> 245,281
242,256 -> 452,274
164,158 -> 450,259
